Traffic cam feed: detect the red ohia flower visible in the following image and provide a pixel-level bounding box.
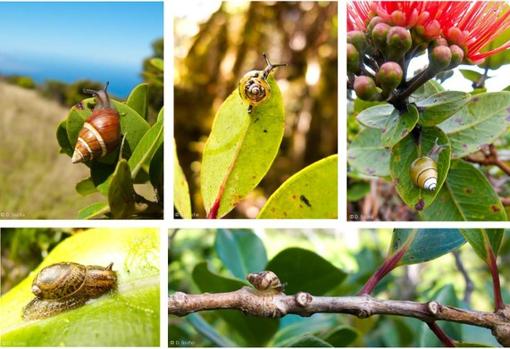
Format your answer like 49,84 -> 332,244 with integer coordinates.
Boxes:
347,1 -> 510,63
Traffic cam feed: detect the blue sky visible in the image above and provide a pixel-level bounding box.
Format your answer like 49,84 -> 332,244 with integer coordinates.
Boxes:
0,2 -> 163,96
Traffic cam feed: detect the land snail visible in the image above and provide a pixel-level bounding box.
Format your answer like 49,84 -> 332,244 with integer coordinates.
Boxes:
239,53 -> 286,114
246,271 -> 284,293
410,139 -> 446,191
72,82 -> 121,164
22,262 -> 117,320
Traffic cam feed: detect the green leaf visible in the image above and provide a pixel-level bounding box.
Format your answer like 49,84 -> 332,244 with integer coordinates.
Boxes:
356,103 -> 394,129
390,229 -> 466,265
108,159 -> 136,219
191,262 -> 278,346
390,127 -> 451,211
77,202 -> 109,219
272,316 -> 337,347
150,57 -> 164,71
258,155 -> 337,219
348,128 -> 391,177
416,91 -> 470,126
266,248 -> 347,295
322,326 -> 359,347
75,178 -> 97,196
285,335 -> 333,347
126,83 -> 149,120
173,140 -> 192,219
357,104 -> 419,147
186,313 -> 237,347
409,80 -> 444,102
149,144 -> 163,197
460,69 -> 485,83
421,160 -> 507,221
460,229 -> 504,263
347,181 -> 370,202
56,120 -> 73,156
214,229 -> 268,280
128,119 -> 163,179
201,75 -> 285,218
438,92 -> 510,158
0,228 -> 160,346
157,106 -> 164,123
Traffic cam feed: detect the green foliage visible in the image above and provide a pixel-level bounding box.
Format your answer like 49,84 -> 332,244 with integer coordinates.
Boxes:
0,228 -> 160,346
56,82 -> 164,219
5,75 -> 36,89
258,155 -> 338,219
173,140 -> 192,219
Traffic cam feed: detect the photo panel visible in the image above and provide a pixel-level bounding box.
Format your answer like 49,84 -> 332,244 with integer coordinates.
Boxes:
169,227 -> 510,347
174,1 -> 338,219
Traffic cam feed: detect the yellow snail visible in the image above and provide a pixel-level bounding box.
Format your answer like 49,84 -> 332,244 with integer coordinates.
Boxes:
72,82 -> 121,164
238,53 -> 285,113
246,271 -> 284,292
410,156 -> 438,191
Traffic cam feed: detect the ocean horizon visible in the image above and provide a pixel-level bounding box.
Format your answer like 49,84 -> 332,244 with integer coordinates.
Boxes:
0,53 -> 143,98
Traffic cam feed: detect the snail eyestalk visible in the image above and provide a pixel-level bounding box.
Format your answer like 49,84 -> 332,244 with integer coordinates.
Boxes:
261,53 -> 286,79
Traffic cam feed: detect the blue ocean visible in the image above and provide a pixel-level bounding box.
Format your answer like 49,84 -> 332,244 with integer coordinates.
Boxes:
0,53 -> 143,99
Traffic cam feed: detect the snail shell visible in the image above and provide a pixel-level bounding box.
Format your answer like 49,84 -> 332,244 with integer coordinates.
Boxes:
72,82 -> 121,164
23,262 -> 116,320
238,54 -> 285,113
246,271 -> 284,292
410,156 -> 438,191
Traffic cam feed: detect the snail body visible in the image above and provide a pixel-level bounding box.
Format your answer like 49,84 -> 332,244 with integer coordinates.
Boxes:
23,262 -> 116,320
72,82 -> 121,164
246,271 -> 284,293
410,156 -> 438,191
238,54 -> 285,113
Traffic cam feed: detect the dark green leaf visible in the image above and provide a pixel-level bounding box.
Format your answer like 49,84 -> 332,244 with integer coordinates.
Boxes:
347,181 -> 370,202
410,80 -> 444,102
421,160 -> 507,221
459,69 -> 485,83
214,229 -> 268,280
126,83 -> 149,120
266,248 -> 347,295
285,335 -> 332,347
322,326 -> 359,347
108,159 -> 136,219
187,313 -> 237,347
77,202 -> 109,219
390,127 -> 451,211
56,120 -> 73,156
460,229 -> 504,263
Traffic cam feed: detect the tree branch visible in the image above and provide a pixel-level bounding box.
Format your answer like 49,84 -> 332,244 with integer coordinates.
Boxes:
169,288 -> 510,346
464,144 -> 510,176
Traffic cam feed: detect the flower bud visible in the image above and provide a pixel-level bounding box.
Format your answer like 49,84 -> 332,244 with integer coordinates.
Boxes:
449,44 -> 464,67
367,16 -> 384,35
347,43 -> 360,74
354,76 -> 380,101
429,45 -> 452,71
390,10 -> 406,27
447,27 -> 466,47
376,62 -> 403,93
386,26 -> 412,60
371,22 -> 390,52
347,30 -> 367,54
431,37 -> 448,48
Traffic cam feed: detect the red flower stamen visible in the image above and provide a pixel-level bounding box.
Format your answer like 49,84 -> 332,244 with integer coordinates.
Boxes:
347,1 -> 510,63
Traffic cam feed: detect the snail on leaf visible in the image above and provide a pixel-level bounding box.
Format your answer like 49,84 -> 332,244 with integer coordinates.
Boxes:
410,138 -> 447,191
239,53 -> 286,114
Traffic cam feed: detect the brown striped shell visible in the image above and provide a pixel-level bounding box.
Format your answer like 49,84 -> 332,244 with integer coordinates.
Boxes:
72,83 -> 121,164
23,262 -> 116,320
246,271 -> 284,292
410,156 -> 438,191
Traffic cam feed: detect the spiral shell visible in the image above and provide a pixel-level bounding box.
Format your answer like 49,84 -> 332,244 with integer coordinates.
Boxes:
23,262 -> 116,320
72,82 -> 121,164
238,54 -> 285,113
410,156 -> 438,191
246,271 -> 283,292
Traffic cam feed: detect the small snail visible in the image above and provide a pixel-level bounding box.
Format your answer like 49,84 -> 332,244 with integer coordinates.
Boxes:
410,156 -> 438,191
72,82 -> 121,164
239,53 -> 285,113
22,262 -> 117,320
246,271 -> 284,293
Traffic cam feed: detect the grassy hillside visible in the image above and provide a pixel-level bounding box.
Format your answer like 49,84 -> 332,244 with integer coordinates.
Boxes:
0,82 -> 103,219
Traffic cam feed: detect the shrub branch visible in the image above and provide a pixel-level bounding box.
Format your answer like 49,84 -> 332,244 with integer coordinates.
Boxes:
169,287 -> 510,346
